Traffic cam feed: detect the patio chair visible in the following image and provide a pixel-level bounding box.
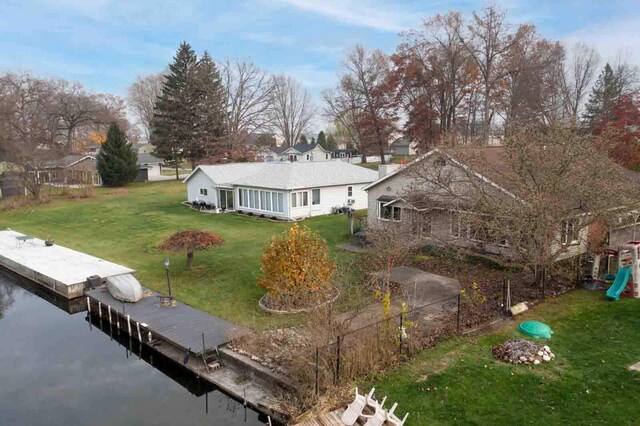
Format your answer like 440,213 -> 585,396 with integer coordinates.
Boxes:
358,396 -> 386,424
362,404 -> 387,426
385,402 -> 409,426
340,387 -> 376,426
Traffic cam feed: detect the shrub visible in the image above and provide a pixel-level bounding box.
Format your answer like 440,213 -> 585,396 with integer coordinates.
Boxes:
258,224 -> 335,308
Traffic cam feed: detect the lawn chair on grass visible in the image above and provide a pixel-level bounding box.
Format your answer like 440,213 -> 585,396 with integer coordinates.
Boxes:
341,387 -> 376,426
386,402 -> 409,426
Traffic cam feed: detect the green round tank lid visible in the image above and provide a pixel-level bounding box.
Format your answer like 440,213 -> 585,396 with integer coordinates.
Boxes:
518,320 -> 553,339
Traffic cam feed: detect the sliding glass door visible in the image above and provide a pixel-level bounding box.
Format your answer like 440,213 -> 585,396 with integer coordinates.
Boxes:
219,189 -> 234,210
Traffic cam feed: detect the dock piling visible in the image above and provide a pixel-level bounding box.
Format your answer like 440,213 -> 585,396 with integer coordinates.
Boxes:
107,305 -> 112,323
87,297 -> 91,315
127,314 -> 131,335
98,302 -> 102,318
136,321 -> 142,341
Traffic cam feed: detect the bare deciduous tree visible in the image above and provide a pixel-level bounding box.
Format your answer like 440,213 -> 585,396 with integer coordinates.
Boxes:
220,59 -> 274,146
127,72 -> 164,140
455,6 -> 534,142
267,74 -> 315,147
560,42 -> 600,124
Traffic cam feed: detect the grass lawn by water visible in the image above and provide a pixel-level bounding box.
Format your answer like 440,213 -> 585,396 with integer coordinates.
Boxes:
366,291 -> 640,425
0,181 -> 353,329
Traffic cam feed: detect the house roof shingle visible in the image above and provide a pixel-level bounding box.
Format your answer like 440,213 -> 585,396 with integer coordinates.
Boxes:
43,155 -> 95,169
186,161 -> 379,190
137,153 -> 163,165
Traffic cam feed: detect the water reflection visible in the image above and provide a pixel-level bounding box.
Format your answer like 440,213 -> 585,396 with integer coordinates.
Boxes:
0,268 -> 266,426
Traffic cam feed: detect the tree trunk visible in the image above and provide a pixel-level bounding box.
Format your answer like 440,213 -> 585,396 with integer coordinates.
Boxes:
187,251 -> 194,270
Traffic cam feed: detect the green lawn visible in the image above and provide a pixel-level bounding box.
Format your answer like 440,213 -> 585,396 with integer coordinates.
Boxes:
366,291 -> 640,425
0,182 -> 353,329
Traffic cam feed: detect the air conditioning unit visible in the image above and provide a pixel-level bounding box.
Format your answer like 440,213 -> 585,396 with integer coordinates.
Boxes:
347,198 -> 355,205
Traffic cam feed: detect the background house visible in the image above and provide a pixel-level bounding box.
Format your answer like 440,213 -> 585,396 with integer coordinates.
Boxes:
132,143 -> 155,154
389,137 -> 417,157
184,161 -> 378,220
271,143 -> 332,162
40,155 -> 101,186
364,148 -> 600,261
135,153 -> 164,182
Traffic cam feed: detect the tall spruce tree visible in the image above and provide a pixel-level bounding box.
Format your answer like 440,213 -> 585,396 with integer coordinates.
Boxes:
190,51 -> 226,163
299,134 -> 308,144
152,42 -> 198,179
97,123 -> 138,186
583,63 -> 622,131
316,130 -> 327,148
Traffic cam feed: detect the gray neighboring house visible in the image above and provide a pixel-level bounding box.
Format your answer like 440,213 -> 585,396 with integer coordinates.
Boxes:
41,155 -> 101,186
364,147 -> 640,261
389,138 -> 417,157
136,153 -> 164,181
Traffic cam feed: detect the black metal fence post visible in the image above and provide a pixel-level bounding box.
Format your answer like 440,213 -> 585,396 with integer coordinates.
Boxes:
456,294 -> 461,334
315,347 -> 319,397
335,335 -> 341,385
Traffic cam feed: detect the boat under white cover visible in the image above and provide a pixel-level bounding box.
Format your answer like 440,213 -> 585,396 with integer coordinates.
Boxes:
106,274 -> 143,302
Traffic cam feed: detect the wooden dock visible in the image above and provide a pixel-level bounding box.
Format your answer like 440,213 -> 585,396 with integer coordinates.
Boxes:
0,229 -> 133,298
86,286 -> 244,355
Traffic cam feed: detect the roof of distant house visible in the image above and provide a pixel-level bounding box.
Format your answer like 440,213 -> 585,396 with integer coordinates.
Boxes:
185,160 -> 379,190
137,153 -> 163,165
271,143 -> 329,155
43,155 -> 95,169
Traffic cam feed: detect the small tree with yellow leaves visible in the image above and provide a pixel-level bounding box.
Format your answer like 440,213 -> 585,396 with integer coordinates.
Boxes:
258,224 -> 336,309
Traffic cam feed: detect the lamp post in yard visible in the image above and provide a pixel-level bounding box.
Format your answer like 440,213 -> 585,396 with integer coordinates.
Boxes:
163,257 -> 172,297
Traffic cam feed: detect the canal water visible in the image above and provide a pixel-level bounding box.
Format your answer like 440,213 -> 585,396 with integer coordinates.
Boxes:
0,269 -> 265,426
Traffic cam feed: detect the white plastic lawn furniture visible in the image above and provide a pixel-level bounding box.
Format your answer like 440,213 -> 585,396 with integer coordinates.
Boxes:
386,403 -> 409,426
341,387 -> 376,426
358,396 -> 386,424
362,405 -> 386,426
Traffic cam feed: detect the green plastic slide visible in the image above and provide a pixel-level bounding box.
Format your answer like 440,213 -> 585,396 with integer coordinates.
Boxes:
606,266 -> 632,301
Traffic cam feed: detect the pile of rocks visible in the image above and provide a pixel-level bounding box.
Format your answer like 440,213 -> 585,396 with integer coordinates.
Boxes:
491,339 -> 555,365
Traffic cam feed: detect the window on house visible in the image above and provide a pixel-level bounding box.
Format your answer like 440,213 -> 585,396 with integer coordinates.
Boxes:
347,186 -> 353,197
312,189 -> 320,205
291,191 -> 308,207
378,202 -> 401,221
325,154 -> 329,159
306,154 -> 310,160
199,188 -> 208,196
561,219 -> 580,245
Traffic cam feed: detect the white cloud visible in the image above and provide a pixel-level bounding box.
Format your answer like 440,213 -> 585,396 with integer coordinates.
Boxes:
277,0 -> 423,32
562,16 -> 640,67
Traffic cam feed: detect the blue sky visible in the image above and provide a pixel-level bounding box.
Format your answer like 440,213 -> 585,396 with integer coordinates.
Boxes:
1,0 -> 639,102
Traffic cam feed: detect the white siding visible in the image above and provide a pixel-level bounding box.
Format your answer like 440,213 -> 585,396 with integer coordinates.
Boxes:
147,164 -> 161,178
186,170 -> 218,205
289,183 -> 369,219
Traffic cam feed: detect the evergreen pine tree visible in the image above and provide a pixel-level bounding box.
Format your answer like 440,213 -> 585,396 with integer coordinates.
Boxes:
190,51 -> 226,163
316,131 -> 327,148
97,123 -> 138,187
299,135 -> 308,144
152,42 -> 198,178
583,63 -> 622,130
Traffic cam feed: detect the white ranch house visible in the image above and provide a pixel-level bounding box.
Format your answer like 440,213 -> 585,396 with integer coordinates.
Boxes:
184,161 -> 378,220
